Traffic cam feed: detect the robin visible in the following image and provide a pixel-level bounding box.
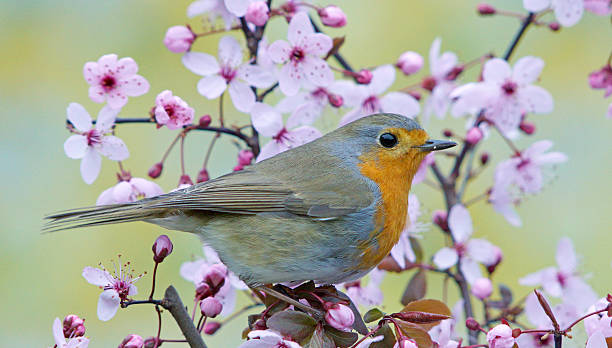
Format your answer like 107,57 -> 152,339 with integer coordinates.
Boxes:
46,113 -> 455,312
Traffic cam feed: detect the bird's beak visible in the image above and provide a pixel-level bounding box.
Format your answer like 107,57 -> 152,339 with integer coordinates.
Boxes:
414,139 -> 457,152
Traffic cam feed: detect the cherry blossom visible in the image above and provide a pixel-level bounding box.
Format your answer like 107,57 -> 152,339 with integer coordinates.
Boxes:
245,1 -> 269,26
523,0 -> 584,27
183,36 -> 275,112
432,204 -> 498,284
451,57 -> 553,137
318,6 -> 347,28
154,90 -> 195,130
588,65 -> 612,97
486,324 -> 515,348
334,65 -> 420,126
390,194 -> 428,269
584,298 -> 612,347
239,330 -> 302,348
276,80 -> 340,125
397,51 -> 424,76
428,316 -> 460,348
83,54 -> 149,110
96,177 -> 163,205
250,102 -> 322,162
63,103 -> 129,184
82,259 -> 141,321
422,38 -> 459,123
180,245 -> 248,316
325,303 -> 355,331
584,0 -> 612,15
343,268 -> 385,307
520,237 -> 597,310
163,26 -> 195,53
52,318 -> 89,348
412,153 -> 434,185
489,184 -> 522,227
187,0 -> 237,30
267,12 -> 333,96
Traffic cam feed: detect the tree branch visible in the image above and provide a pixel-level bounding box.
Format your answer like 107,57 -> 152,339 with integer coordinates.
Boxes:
161,285 -> 207,348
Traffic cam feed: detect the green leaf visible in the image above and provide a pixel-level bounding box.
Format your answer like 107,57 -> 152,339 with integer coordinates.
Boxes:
370,324 -> 396,348
324,326 -> 358,347
401,270 -> 427,305
305,326 -> 335,348
364,308 -> 384,323
267,310 -> 317,343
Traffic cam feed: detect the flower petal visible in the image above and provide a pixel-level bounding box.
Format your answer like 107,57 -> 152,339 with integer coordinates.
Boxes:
523,0 -> 551,11
228,80 -> 256,112
250,102 -> 283,136
433,247 -> 459,270
459,258 -> 482,284
182,52 -> 220,76
97,289 -> 121,321
116,57 -> 138,78
180,259 -> 207,283
96,186 -> 116,205
88,85 -> 107,104
368,64 -> 395,95
130,177 -> 164,198
302,56 -> 333,88
95,105 -> 119,133
586,331 -> 608,348
225,0 -> 249,16
238,64 -> 277,88
82,266 -> 111,286
218,36 -> 243,67
98,135 -> 129,160
197,75 -> 228,99
483,58 -> 512,84
256,140 -> 285,162
380,92 -> 420,118
120,75 -> 150,97
278,62 -> 302,96
448,204 -> 472,243
555,237 -> 576,273
512,56 -> 544,85
288,12 -> 314,45
80,148 -> 102,184
467,239 -> 498,265
187,0 -> 216,18
519,85 -> 553,113
302,33 -> 332,57
286,103 -> 321,128
113,181 -> 134,203
267,40 -> 291,63
67,103 -> 93,132
64,135 -> 88,159
553,0 -> 584,27
53,318 -> 67,346
286,126 -> 322,147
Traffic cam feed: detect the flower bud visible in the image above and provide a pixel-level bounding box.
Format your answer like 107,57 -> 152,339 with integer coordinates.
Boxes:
396,51 -> 424,75
519,121 -> 535,135
238,149 -> 254,165
588,65 -> 612,93
245,1 -> 270,26
466,317 -> 481,331
152,235 -> 173,263
486,245 -> 503,273
119,334 -> 145,348
179,174 -> 193,186
407,90 -> 421,101
148,162 -> 163,179
204,263 -> 228,290
324,303 -> 355,331
199,115 -> 212,128
477,3 -> 496,15
487,324 -> 515,348
480,152 -> 490,165
466,127 -> 483,145
143,337 -> 161,348
200,297 -> 223,318
163,26 -> 195,54
328,93 -> 344,107
432,210 -> 449,232
253,318 -> 267,330
421,76 -> 437,92
355,69 -> 373,84
203,321 -> 222,335
512,328 -> 522,338
195,282 -> 212,300
446,65 -> 464,80
233,164 -> 244,172
471,277 -> 493,300
63,314 -> 86,338
318,6 -> 347,28
548,22 -> 560,31
197,168 -> 210,183
443,129 -> 453,137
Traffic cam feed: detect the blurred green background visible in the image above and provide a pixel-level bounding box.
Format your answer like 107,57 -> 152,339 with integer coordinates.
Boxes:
1,0 -> 611,346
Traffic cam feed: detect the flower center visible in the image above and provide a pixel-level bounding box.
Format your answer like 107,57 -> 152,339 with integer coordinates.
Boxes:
311,87 -> 328,100
273,128 -> 290,143
455,243 -> 467,257
86,129 -> 102,146
501,80 -> 518,95
290,47 -> 305,63
101,75 -> 117,92
113,280 -> 132,301
363,95 -> 381,113
516,158 -> 531,170
535,333 -> 552,346
220,65 -> 237,83
556,271 -> 568,287
421,76 -> 437,92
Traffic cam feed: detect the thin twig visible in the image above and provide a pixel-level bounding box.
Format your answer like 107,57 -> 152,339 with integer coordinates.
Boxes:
161,286 -> 207,348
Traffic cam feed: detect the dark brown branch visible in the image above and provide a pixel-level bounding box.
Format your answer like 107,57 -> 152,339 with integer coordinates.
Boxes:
161,286 -> 207,348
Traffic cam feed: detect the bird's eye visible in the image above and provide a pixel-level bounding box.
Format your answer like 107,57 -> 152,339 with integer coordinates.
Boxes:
379,133 -> 398,148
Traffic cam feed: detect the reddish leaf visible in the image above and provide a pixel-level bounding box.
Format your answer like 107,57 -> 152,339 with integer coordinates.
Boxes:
401,270 -> 427,305
305,326 -> 335,348
401,299 -> 451,330
267,310 -> 317,343
391,311 -> 450,324
396,321 -> 434,348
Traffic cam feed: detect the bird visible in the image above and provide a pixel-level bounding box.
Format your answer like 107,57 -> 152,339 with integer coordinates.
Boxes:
45,113 -> 455,310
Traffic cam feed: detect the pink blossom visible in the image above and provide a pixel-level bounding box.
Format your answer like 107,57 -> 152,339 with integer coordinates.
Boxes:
238,149 -> 254,165
239,330 -> 302,348
523,0 -> 584,27
183,36 -> 275,112
83,54 -> 149,110
154,90 -> 195,129
63,103 -> 129,184
584,0 -> 612,15
82,259 -> 141,321
520,237 -> 597,311
148,162 -> 163,179
471,277 -> 493,299
465,127 -> 483,145
245,1 -> 269,26
422,38 -> 459,122
428,314 -> 461,348
325,303 -> 355,331
412,153 -> 435,185
200,297 -> 223,318
118,334 -> 144,348
53,318 -> 89,348
397,51 -> 424,76
586,331 -> 609,348
276,81 -> 339,124
334,65 -> 420,126
432,204 -> 498,284
588,65 -> 612,97
250,102 -> 322,162
584,298 -> 612,346
391,194 -> 428,268
187,0 -> 237,30
451,57 -> 553,137
318,6 -> 347,28
489,171 -> 522,227
180,245 -> 248,316
62,315 -> 86,338
344,268 -> 385,307
96,177 -> 163,205
267,12 -> 333,96
152,235 -> 173,263
486,324 -> 515,348
163,25 -> 195,53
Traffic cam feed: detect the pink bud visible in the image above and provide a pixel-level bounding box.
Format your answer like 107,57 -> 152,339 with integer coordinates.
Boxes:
465,127 -> 483,145
548,22 -> 560,31
163,26 -> 195,54
245,1 -> 270,26
179,174 -> 193,186
253,318 -> 267,330
63,314 -> 85,338
466,317 -> 482,331
588,65 -> 612,96
203,321 -> 222,335
471,278 -> 493,300
324,303 -> 354,331
477,3 -> 496,15
487,324 -> 515,348
143,337 -> 160,348
195,282 -> 212,300
238,149 -> 254,165
432,210 -> 449,232
197,169 -> 210,183
119,334 -> 145,348
328,93 -> 344,107
355,69 -> 373,84
485,245 -> 503,274
443,129 -> 453,137
519,121 -> 535,135
204,264 -> 227,290
152,235 -> 173,263
199,115 -> 212,127
233,164 -> 244,172
480,152 -> 490,165
396,51 -> 424,75
407,90 -> 421,101
394,338 -> 418,348
446,65 -> 464,80
421,76 -> 437,92
200,297 -> 223,318
318,6 -> 347,28
148,162 -> 163,179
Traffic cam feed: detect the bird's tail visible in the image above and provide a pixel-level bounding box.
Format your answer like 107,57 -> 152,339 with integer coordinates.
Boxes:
43,201 -> 168,232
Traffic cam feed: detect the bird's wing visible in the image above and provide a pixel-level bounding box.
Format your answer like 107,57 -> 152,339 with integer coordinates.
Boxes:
145,168 -> 373,218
